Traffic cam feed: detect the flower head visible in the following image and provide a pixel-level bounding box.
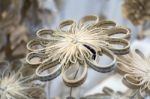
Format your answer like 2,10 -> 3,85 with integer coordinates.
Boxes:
122,0 -> 150,25
26,15 -> 130,87
117,49 -> 150,97
0,61 -> 45,99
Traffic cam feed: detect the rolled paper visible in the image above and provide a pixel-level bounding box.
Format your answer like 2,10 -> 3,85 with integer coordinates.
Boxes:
0,61 -> 45,99
26,15 -> 130,87
62,61 -> 88,87
86,47 -> 116,73
117,49 -> 150,98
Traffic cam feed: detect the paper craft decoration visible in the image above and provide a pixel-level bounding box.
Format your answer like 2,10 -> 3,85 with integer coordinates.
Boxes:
122,0 -> 150,25
0,61 -> 45,99
117,49 -> 150,98
26,15 -> 130,87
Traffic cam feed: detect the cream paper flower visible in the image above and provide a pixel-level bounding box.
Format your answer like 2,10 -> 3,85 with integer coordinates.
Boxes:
117,49 -> 150,97
26,15 -> 130,87
0,61 -> 45,99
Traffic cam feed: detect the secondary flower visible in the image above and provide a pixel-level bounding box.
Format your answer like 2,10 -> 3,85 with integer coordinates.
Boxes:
0,61 -> 45,99
26,15 -> 130,87
122,0 -> 150,25
117,49 -> 150,97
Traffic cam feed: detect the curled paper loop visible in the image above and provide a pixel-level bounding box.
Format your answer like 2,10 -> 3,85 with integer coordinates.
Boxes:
26,52 -> 48,66
36,60 -> 61,81
59,20 -> 76,32
78,15 -> 99,29
36,29 -> 56,41
93,20 -> 116,29
27,39 -> 48,52
86,47 -> 116,73
106,38 -> 130,55
104,27 -> 130,39
123,74 -> 141,89
62,61 -> 88,87
26,15 -> 130,87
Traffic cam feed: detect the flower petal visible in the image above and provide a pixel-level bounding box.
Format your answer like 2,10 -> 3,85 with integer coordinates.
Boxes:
93,20 -> 116,29
123,74 -> 141,89
58,20 -> 76,33
106,38 -> 130,55
62,61 -> 87,87
78,15 -> 99,29
103,27 -> 130,39
86,47 -> 116,73
36,60 -> 61,81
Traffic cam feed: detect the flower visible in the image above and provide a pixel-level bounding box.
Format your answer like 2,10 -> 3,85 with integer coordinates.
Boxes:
0,61 -> 45,99
26,15 -> 130,87
122,0 -> 150,25
117,49 -> 150,97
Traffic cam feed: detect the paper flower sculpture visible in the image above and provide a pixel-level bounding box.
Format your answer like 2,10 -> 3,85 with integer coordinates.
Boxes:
26,15 -> 130,87
122,0 -> 150,25
0,61 -> 45,99
117,49 -> 150,98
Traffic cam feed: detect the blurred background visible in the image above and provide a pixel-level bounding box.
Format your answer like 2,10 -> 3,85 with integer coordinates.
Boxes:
0,0 -> 150,99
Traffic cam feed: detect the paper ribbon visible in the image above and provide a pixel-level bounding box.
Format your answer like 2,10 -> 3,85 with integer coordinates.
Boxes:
26,15 -> 130,87
117,49 -> 150,98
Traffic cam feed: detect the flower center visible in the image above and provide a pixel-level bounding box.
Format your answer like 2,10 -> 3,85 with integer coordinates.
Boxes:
69,35 -> 79,44
72,37 -> 78,44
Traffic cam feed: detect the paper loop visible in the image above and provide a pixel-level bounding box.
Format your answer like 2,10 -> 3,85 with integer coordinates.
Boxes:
58,20 -> 76,32
93,20 -> 116,29
86,47 -> 116,73
104,27 -> 130,39
35,60 -> 61,81
62,61 -> 88,87
106,38 -> 130,55
36,29 -> 56,41
78,15 -> 99,29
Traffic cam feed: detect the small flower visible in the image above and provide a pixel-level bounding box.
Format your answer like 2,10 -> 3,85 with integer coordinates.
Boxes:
122,0 -> 150,25
26,15 -> 130,87
0,61 -> 45,99
117,49 -> 150,97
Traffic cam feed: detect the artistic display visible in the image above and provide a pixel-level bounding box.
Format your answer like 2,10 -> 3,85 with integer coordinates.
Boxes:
1,0 -> 150,98
26,15 -> 130,88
